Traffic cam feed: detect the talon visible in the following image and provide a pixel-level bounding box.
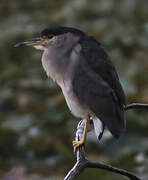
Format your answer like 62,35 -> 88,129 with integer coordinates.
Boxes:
72,140 -> 84,154
72,116 -> 90,154
72,141 -> 78,145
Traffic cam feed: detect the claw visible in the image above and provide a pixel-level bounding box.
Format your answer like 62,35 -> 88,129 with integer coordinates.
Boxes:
72,140 -> 84,154
72,116 -> 90,154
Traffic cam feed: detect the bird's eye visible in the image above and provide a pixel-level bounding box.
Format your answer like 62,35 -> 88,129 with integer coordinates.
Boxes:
48,34 -> 54,39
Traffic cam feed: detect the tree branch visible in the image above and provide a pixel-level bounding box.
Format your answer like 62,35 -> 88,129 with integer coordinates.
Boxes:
64,103 -> 147,179
124,103 -> 148,111
64,119 -> 141,180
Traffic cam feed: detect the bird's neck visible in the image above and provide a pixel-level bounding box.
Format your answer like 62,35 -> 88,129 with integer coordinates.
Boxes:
41,49 -> 71,86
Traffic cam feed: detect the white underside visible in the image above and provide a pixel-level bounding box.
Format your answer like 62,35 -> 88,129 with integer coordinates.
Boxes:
61,80 -> 103,138
92,117 -> 103,138
61,80 -> 90,118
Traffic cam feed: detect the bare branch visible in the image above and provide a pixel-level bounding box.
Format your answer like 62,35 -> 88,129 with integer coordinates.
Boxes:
64,102 -> 148,179
125,103 -> 148,111
87,161 -> 140,180
64,118 -> 142,180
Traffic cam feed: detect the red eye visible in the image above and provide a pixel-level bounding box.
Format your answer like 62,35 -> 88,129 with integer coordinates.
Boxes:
48,34 -> 54,39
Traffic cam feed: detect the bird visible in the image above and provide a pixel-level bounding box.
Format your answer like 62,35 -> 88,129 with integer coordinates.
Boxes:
15,26 -> 126,153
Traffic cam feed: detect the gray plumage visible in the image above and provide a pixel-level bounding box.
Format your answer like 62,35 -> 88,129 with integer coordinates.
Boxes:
15,26 -> 126,139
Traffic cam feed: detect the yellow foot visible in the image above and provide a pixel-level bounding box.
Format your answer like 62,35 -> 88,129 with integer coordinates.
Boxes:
72,140 -> 84,154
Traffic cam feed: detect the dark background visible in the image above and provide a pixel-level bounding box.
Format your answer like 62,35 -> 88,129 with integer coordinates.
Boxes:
0,0 -> 148,179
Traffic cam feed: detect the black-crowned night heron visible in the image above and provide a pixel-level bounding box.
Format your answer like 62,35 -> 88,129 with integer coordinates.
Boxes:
15,26 -> 126,153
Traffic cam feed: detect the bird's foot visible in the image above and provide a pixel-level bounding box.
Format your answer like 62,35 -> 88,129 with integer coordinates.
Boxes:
72,140 -> 84,154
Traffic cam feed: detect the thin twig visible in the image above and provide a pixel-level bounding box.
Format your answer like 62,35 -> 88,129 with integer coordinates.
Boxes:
64,103 -> 148,180
125,103 -> 148,111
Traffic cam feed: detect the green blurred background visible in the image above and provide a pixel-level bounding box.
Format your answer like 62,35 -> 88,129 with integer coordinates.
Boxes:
0,0 -> 148,179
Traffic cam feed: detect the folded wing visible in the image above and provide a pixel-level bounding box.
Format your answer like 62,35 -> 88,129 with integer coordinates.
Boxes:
72,38 -> 126,138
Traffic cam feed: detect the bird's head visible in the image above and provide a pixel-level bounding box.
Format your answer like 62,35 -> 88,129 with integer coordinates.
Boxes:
15,26 -> 85,50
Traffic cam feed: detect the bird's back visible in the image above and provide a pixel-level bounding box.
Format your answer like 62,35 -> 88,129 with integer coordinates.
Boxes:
80,36 -> 126,107
72,35 -> 126,138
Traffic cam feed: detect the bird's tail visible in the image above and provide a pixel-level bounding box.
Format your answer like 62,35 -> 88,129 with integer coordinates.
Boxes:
92,117 -> 104,140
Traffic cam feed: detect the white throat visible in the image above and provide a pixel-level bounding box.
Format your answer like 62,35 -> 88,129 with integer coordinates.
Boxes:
34,45 -> 45,50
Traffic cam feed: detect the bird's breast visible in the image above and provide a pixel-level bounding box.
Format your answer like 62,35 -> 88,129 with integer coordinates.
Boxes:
41,44 -> 90,118
41,49 -> 67,84
60,80 -> 90,118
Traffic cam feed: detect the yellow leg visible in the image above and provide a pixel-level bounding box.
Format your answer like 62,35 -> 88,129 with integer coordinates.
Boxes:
72,115 -> 90,154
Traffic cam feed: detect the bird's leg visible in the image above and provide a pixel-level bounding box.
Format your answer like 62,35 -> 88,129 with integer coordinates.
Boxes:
72,115 -> 90,154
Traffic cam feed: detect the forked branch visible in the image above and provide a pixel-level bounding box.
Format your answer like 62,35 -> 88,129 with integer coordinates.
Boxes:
64,103 -> 148,180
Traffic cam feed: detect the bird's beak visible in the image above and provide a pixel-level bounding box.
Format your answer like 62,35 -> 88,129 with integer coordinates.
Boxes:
14,37 -> 49,47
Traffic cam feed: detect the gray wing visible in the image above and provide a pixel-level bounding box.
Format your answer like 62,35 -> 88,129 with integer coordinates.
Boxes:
80,36 -> 126,106
72,42 -> 125,138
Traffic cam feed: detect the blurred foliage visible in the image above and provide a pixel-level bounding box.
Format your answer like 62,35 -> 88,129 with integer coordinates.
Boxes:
0,0 -> 148,179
